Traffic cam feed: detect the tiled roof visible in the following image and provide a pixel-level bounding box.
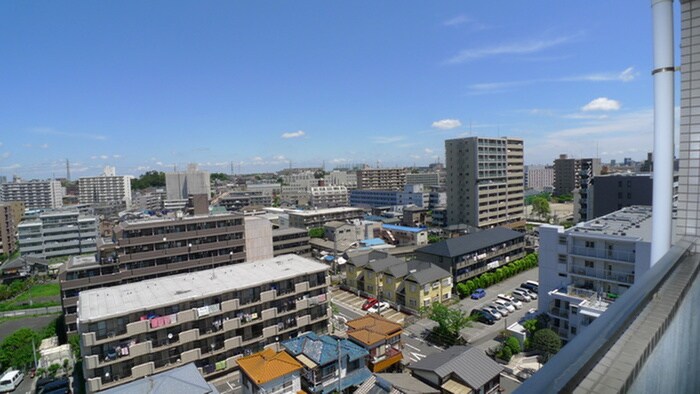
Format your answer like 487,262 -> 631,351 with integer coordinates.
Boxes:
281,332 -> 368,366
100,363 -> 218,394
415,227 -> 523,258
237,348 -> 302,385
346,314 -> 402,346
409,346 -> 503,390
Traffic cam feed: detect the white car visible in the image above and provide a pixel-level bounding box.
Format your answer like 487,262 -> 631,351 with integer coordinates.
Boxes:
490,303 -> 509,317
494,299 -> 516,313
517,287 -> 538,300
498,294 -> 523,309
512,289 -> 532,302
368,301 -> 390,314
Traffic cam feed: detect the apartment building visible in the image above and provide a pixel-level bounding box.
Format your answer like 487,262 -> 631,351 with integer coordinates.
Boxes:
237,348 -> 303,394
309,186 -> 349,208
344,250 -> 452,313
350,184 -> 426,208
1,179 -> 63,210
574,173 -> 662,222
346,314 -> 402,373
288,207 -> 364,229
166,165 -> 211,200
243,217 -> 273,262
60,212 -> 246,332
272,228 -> 311,257
538,206 -> 653,343
574,158 -> 603,222
325,170 -> 357,190
414,227 -> 525,284
525,164 -> 554,191
131,191 -> 164,211
356,168 -> 406,191
78,168 -> 132,210
218,192 -> 273,212
380,224 -> 428,246
405,172 -> 440,188
553,155 -> 601,197
445,137 -> 525,228
0,202 -> 23,257
18,209 -> 98,260
77,255 -> 331,392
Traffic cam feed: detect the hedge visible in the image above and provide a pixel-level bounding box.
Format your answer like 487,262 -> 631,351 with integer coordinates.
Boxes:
456,253 -> 538,298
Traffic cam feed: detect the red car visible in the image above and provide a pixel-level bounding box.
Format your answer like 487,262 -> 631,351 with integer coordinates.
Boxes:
361,297 -> 379,311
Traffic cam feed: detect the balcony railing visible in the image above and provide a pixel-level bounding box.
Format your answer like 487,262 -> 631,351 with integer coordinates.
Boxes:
569,265 -> 635,284
570,246 -> 636,263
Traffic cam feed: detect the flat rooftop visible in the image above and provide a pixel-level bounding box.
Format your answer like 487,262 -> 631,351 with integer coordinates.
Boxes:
118,211 -> 240,227
568,206 -> 653,241
78,254 -> 328,323
288,207 -> 364,217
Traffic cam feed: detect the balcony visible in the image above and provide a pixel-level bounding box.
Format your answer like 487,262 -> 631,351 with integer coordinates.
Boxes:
370,347 -> 402,372
569,265 -> 635,284
570,246 -> 635,263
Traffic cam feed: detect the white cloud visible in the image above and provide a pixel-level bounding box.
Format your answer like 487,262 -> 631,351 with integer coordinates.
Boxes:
155,161 -> 164,166
39,143 -> 49,149
1,152 -> 11,159
273,155 -> 286,161
99,155 -> 109,160
281,130 -> 306,139
582,97 -> 621,112
443,15 -> 470,27
113,154 -> 122,159
432,119 -> 462,130
370,136 -> 405,144
0,164 -> 20,170
252,156 -> 263,162
446,35 -> 576,64
424,148 -> 434,154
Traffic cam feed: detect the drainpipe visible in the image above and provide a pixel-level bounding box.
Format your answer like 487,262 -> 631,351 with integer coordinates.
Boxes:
650,0 -> 675,265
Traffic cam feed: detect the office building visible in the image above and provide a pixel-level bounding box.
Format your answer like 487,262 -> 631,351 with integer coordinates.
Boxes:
60,212 -> 246,332
405,172 -> 440,188
131,191 -> 164,211
18,209 -> 98,260
272,228 -> 311,257
415,227 -> 525,283
77,255 -> 331,392
166,164 -> 211,200
1,179 -> 63,210
246,183 -> 281,196
287,207 -> 364,229
0,202 -> 23,257
553,155 -> 601,197
445,137 -> 525,228
309,186 -> 348,208
350,184 -> 426,208
356,168 -> 406,190
525,164 -> 555,191
538,206 -> 653,343
78,167 -> 132,211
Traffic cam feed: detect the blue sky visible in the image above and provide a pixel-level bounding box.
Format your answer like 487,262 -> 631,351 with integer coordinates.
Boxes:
0,1 -> 679,178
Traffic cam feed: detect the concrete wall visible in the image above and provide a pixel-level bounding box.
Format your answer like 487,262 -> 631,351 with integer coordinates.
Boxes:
244,217 -> 273,262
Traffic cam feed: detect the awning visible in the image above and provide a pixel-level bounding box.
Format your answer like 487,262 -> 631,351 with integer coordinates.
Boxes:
296,354 -> 318,369
580,308 -> 601,318
441,379 -> 473,394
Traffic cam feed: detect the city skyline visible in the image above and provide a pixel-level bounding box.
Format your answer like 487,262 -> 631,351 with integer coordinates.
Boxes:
0,1 -> 674,178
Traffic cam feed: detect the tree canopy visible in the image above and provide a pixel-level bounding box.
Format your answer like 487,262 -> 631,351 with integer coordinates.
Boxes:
532,328 -> 562,363
425,303 -> 471,346
131,171 -> 166,190
210,173 -> 229,183
308,227 -> 325,239
0,328 -> 37,370
532,196 -> 551,219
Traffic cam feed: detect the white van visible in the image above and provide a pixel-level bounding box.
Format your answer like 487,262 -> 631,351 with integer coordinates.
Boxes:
0,370 -> 24,392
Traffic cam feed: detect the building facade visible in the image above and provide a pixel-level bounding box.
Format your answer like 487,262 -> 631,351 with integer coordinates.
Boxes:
18,209 -> 98,260
78,169 -> 132,210
574,158 -> 603,222
345,314 -> 403,373
287,207 -> 364,229
309,186 -> 349,208
60,212 -> 246,332
350,184 -> 426,208
525,165 -> 555,191
166,165 -> 211,200
325,170 -> 357,190
553,155 -> 601,197
272,228 -> 311,257
538,206 -> 652,343
218,192 -> 273,212
405,172 -> 440,188
0,202 -> 23,257
576,174 -> 654,222
356,168 -> 406,191
77,255 -> 331,392
445,137 -> 525,228
1,179 -> 63,210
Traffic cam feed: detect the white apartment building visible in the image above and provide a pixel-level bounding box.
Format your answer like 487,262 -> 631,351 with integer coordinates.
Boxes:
405,172 -> 440,188
309,185 -> 349,208
1,179 -> 64,210
538,206 -> 653,343
166,164 -> 211,200
18,209 -> 98,259
326,170 -> 357,189
79,167 -> 132,208
525,165 -> 554,191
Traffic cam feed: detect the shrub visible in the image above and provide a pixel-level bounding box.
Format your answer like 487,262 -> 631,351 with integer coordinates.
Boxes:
532,329 -> 562,363
505,336 -> 521,354
498,345 -> 513,362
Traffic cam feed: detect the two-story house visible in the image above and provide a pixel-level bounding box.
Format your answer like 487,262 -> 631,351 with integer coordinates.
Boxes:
237,348 -> 303,394
346,314 -> 403,372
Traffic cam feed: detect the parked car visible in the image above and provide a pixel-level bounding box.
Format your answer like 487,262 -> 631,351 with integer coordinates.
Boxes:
361,297 -> 379,311
0,370 -> 24,393
521,281 -> 539,292
511,289 -> 532,302
517,287 -> 538,300
498,294 -> 523,309
482,306 -> 502,320
490,303 -> 509,317
470,309 -> 496,325
368,301 -> 390,314
36,377 -> 70,394
471,288 -> 486,300
494,299 -> 515,313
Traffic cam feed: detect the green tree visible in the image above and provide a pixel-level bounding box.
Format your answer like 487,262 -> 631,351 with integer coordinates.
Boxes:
425,303 -> 471,346
532,196 -> 551,219
131,171 -> 166,190
427,234 -> 443,244
68,334 -> 81,359
210,173 -> 229,183
48,363 -> 61,377
497,344 -> 513,362
308,227 -> 325,238
0,328 -> 38,370
505,336 -> 521,354
532,328 -> 562,363
523,319 -> 538,336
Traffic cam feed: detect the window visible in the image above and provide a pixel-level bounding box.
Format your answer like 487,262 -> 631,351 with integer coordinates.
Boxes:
571,307 -> 578,315
385,291 -> 391,299
443,293 -> 451,299
585,241 -> 595,248
571,326 -> 577,335
423,299 -> 431,307
409,299 -> 417,307
585,260 -> 594,268
424,284 -> 430,293
385,277 -> 392,284
432,281 -> 440,289
409,284 -> 417,292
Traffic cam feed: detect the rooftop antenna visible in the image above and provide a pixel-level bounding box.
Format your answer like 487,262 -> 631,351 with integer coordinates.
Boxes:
230,161 -> 234,176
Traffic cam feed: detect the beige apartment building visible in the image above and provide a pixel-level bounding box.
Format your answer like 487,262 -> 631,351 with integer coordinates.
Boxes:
445,137 -> 525,228
0,202 -> 23,257
356,168 -> 406,190
78,255 -> 331,392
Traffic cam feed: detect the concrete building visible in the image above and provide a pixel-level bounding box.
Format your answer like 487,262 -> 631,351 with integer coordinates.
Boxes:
131,191 -> 164,211
0,202 -> 23,257
323,221 -> 358,245
18,209 -> 98,260
538,206 -> 653,343
166,164 -> 211,200
380,224 -> 428,246
553,155 -> 601,197
350,184 -> 426,208
526,164 -> 555,191
60,212 -> 246,332
218,192 -> 272,212
405,172 -> 440,188
77,255 -> 331,392
237,348 -> 302,394
574,158 -> 602,222
288,207 -> 364,229
346,314 -> 403,373
1,179 -> 63,210
246,183 -> 282,196
576,173 -> 655,222
414,227 -> 525,284
78,167 -> 132,211
356,168 -> 406,191
325,170 -> 357,190
272,228 -> 311,257
445,137 -> 525,228
309,186 -> 348,208
244,217 -> 273,262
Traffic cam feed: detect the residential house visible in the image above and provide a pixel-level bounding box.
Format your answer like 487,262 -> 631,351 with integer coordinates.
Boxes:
237,348 -> 303,394
409,346 -> 503,394
346,314 -> 403,372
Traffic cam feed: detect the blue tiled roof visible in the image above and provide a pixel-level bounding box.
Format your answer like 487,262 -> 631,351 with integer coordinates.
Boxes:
361,238 -> 386,246
382,224 -> 426,233
281,333 -> 368,366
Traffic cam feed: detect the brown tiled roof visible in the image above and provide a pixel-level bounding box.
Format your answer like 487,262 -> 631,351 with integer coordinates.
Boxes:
346,314 -> 402,346
237,348 -> 302,385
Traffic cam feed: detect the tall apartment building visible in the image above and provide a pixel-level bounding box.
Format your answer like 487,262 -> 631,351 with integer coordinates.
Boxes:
445,137 -> 525,228
574,158 -> 602,222
309,186 -> 349,208
166,164 -> 211,200
405,172 -> 440,188
525,165 -> 554,191
77,255 -> 331,392
18,209 -> 98,260
538,206 -> 652,343
59,212 -> 246,332
79,167 -> 132,210
0,202 -> 23,257
575,174 -> 659,222
325,170 -> 357,189
356,168 -> 406,190
553,155 -> 601,197
1,179 -> 63,210
272,228 -> 311,257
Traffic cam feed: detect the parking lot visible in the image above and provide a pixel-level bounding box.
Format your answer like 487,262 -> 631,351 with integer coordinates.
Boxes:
330,288 -> 409,326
